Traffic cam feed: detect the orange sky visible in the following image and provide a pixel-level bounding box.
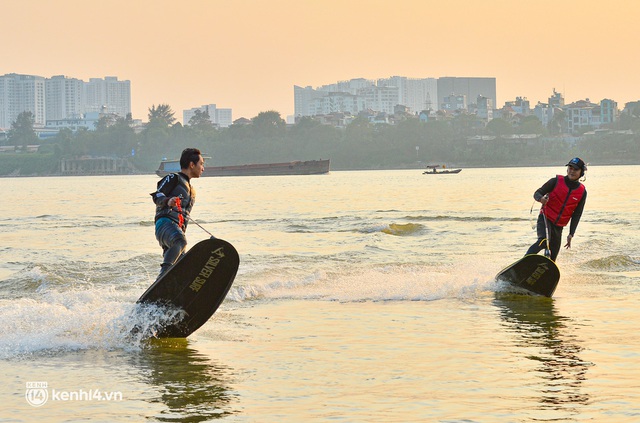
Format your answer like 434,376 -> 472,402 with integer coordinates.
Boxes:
3,0 -> 638,122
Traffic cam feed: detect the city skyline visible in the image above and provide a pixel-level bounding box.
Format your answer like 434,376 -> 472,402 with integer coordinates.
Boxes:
3,0 -> 638,122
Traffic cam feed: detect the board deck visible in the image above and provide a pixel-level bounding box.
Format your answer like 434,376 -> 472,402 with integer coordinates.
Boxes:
495,254 -> 560,297
137,237 -> 239,338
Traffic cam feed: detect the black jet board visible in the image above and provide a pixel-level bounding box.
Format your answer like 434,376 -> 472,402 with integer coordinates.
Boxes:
137,238 -> 239,337
495,254 -> 560,297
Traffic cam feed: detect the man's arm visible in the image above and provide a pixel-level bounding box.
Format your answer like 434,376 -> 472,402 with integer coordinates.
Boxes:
150,174 -> 178,207
533,177 -> 557,202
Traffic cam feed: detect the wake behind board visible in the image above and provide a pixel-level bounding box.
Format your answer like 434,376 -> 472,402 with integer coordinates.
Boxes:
137,238 -> 239,338
495,254 -> 560,297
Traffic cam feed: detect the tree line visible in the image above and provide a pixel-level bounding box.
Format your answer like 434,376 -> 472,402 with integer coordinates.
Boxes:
2,104 -> 639,176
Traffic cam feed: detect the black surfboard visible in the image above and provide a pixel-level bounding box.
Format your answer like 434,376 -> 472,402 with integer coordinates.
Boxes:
137,237 -> 239,338
495,254 -> 560,297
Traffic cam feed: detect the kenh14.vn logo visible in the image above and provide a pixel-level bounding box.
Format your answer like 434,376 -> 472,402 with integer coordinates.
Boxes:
25,381 -> 123,407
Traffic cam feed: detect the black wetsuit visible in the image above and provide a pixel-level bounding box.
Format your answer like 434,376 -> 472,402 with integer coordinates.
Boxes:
150,172 -> 196,276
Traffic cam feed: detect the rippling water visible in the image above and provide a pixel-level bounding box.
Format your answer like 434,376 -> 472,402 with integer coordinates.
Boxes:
1,166 -> 639,422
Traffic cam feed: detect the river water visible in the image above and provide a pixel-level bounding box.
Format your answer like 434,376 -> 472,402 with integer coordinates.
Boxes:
1,166 -> 639,422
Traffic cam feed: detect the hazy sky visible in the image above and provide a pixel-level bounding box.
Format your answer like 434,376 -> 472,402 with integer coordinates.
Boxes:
3,0 -> 638,122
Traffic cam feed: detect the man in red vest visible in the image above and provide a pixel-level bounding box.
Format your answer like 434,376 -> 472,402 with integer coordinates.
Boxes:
526,158 -> 587,261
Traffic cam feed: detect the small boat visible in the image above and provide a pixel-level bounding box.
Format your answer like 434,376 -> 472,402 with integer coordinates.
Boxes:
422,165 -> 462,175
156,158 -> 330,177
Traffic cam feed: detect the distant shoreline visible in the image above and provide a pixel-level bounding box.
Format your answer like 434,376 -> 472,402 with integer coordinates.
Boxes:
1,161 -> 637,178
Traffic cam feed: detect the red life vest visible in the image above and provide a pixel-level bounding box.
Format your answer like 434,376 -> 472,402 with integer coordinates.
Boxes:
544,175 -> 585,227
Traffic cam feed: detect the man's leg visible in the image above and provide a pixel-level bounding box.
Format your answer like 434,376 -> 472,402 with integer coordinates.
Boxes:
526,214 -> 547,256
156,219 -> 187,277
547,224 -> 563,262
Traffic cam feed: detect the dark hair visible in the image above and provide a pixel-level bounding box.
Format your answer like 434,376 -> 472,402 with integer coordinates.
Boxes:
180,148 -> 202,169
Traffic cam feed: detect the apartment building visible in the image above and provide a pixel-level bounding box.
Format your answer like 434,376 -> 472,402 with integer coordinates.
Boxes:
309,92 -> 365,116
295,76 -> 494,118
83,76 -> 131,117
0,73 -> 131,130
565,99 -> 601,133
46,75 -> 83,120
0,73 -> 46,129
378,76 -> 438,113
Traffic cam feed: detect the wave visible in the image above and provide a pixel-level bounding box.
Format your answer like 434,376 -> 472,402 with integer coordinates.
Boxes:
381,223 -> 425,236
0,256 -> 156,300
0,290 -> 189,359
405,214 -> 528,223
581,255 -> 640,272
216,213 -> 526,229
0,255 -> 196,359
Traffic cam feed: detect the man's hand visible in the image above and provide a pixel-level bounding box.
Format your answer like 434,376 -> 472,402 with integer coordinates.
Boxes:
540,194 -> 549,205
564,234 -> 573,249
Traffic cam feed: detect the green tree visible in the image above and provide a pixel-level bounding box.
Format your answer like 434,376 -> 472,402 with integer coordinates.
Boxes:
517,115 -> 545,134
187,109 -> 212,128
53,128 -> 74,157
345,116 -> 374,144
450,113 -> 480,138
251,110 -> 286,138
95,114 -> 119,132
147,104 -> 176,129
486,118 -> 513,137
109,114 -> 136,157
8,111 -> 39,149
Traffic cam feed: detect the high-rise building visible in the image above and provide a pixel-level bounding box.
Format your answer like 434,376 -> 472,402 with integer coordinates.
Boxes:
0,73 -> 46,129
294,85 -> 328,117
45,75 -> 83,120
308,92 -> 365,116
1,73 -> 131,130
359,85 -> 400,115
318,78 -> 374,95
83,76 -> 131,117
378,76 -> 438,113
295,79 -> 376,117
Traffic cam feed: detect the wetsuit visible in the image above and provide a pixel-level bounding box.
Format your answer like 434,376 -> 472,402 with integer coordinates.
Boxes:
526,175 -> 586,261
150,172 -> 196,277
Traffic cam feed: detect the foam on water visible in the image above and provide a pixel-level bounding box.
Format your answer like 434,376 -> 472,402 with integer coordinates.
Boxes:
228,257 -> 502,303
0,254 -> 507,359
0,269 -> 188,359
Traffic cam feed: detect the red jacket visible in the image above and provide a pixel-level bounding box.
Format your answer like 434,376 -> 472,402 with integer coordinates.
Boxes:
544,175 -> 585,226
